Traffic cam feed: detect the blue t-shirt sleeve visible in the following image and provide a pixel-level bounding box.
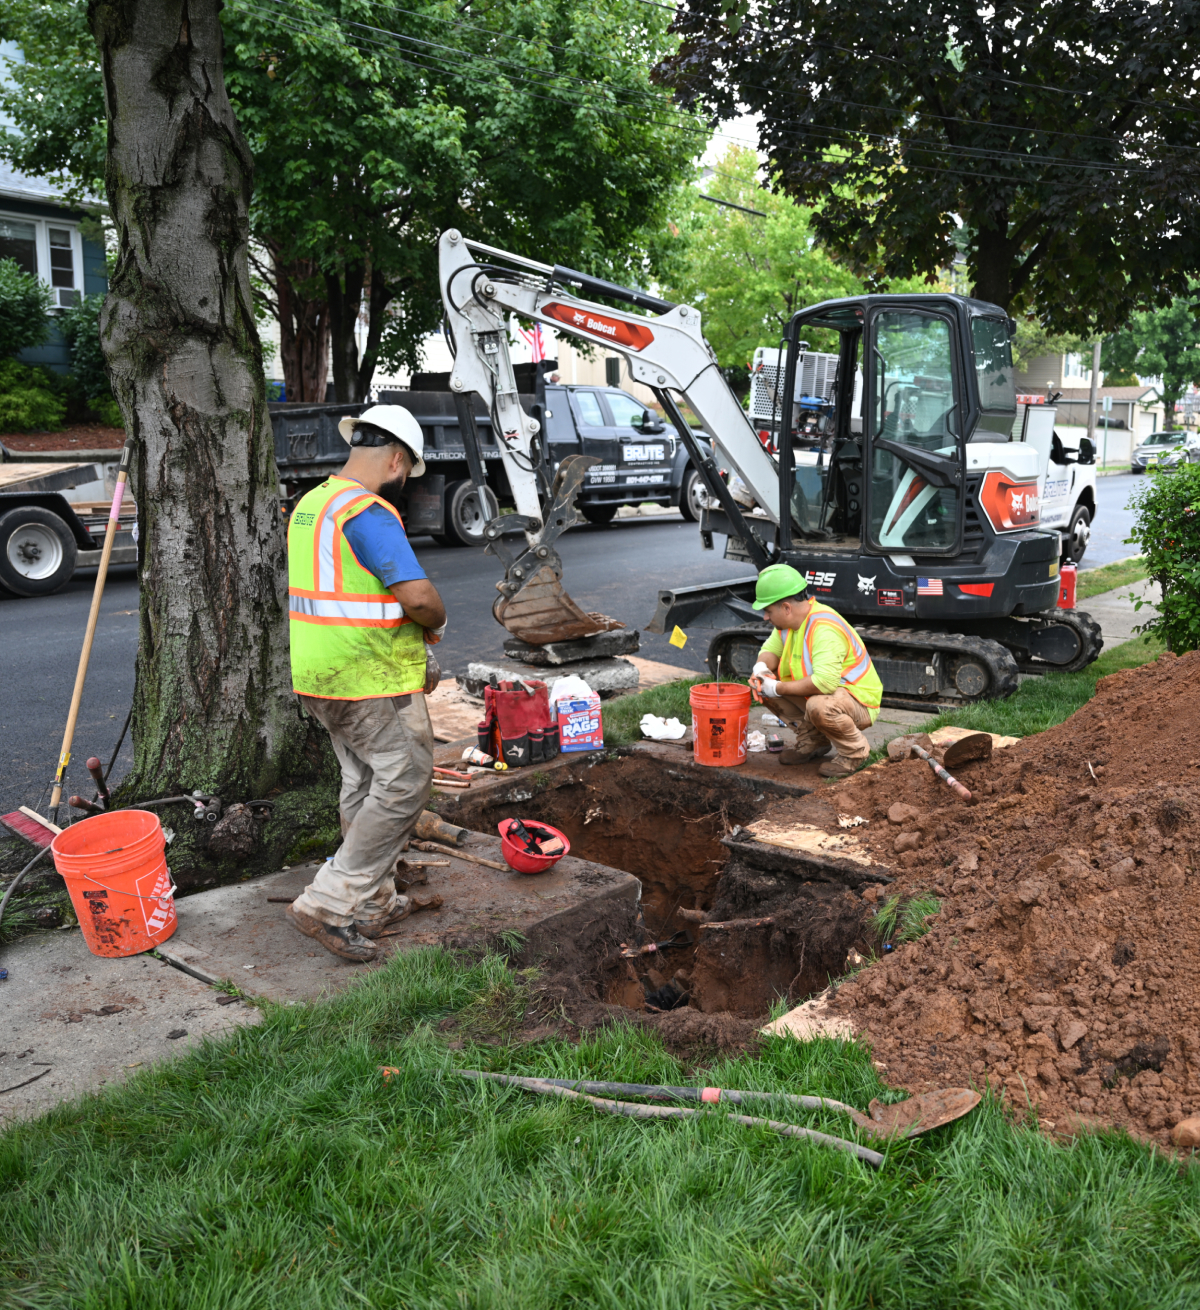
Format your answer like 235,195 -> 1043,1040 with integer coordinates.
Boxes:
342,503 -> 427,587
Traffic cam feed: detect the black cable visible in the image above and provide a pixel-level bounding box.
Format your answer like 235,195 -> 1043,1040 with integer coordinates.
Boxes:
104,702 -> 133,783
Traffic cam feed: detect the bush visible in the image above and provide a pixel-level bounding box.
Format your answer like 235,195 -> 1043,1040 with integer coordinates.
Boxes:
0,258 -> 53,358
59,292 -> 123,426
0,359 -> 67,433
1126,461 -> 1200,652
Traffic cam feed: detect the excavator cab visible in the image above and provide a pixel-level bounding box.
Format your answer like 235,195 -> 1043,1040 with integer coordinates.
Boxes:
777,295 -> 1017,559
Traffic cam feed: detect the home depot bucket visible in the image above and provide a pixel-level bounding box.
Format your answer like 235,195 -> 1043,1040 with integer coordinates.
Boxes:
689,682 -> 751,767
51,809 -> 177,958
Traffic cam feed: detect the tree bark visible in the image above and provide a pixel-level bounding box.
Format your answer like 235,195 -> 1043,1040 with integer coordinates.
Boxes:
274,251 -> 330,402
970,222 -> 1019,311
90,0 -> 320,798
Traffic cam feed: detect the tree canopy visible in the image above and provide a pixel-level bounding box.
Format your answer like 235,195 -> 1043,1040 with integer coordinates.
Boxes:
1103,292 -> 1200,428
657,0 -> 1200,335
662,145 -> 937,370
2,0 -> 697,399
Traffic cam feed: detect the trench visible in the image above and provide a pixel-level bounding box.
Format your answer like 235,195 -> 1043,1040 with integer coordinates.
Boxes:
441,755 -> 874,1021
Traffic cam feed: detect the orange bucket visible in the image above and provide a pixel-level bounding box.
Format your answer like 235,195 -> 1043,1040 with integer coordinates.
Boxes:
689,682 -> 751,767
51,809 -> 177,958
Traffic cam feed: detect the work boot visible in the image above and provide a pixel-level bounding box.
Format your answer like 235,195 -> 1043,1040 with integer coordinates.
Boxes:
778,742 -> 833,766
355,896 -> 412,939
286,904 -> 378,962
818,755 -> 865,779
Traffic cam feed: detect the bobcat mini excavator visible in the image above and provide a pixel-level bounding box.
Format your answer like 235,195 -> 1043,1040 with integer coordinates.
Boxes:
437,229 -> 1102,706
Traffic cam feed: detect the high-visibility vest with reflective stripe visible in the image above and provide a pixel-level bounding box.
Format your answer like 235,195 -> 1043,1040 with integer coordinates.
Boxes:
287,477 -> 427,699
779,601 -> 882,711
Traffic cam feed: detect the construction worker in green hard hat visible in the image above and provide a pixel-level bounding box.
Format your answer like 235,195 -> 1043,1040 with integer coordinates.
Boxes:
747,563 -> 883,778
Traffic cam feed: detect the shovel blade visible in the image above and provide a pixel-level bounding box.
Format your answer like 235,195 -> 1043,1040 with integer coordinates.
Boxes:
863,1088 -> 981,1138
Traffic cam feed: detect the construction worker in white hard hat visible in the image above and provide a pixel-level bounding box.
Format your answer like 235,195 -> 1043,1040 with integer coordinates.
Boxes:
285,405 -> 447,962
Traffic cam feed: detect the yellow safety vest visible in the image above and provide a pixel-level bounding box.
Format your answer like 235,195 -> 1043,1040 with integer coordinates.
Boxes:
778,601 -> 882,711
287,477 -> 427,699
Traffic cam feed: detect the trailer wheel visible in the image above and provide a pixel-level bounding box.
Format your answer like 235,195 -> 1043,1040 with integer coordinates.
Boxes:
435,480 -> 499,547
0,506 -> 78,597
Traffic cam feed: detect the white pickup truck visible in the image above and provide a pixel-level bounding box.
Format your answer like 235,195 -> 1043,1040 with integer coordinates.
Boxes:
1015,401 -> 1097,563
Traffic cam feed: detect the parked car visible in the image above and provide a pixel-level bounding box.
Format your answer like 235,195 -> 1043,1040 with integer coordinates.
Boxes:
1131,429 -> 1200,472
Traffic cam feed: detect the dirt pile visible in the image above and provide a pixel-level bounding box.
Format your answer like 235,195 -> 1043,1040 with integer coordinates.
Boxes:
809,649 -> 1200,1146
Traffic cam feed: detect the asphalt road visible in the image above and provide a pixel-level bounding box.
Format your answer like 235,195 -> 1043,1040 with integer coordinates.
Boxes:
0,474 -> 1144,817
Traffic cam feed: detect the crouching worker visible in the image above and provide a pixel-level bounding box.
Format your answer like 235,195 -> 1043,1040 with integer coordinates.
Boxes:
747,563 -> 882,778
285,406 -> 447,961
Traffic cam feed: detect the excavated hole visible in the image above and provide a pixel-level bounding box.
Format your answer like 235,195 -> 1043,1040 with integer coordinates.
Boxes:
442,755 -> 871,1020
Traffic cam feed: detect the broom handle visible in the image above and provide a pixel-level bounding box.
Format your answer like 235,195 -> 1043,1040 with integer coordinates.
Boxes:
50,436 -> 135,816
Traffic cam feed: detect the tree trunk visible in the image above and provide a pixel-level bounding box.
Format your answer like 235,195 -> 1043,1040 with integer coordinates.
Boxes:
970,223 -> 1019,311
326,262 -> 366,402
275,252 -> 330,402
355,266 -> 392,399
90,0 -> 320,798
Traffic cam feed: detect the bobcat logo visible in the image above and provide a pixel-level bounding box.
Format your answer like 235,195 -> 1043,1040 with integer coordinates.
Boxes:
857,574 -> 876,594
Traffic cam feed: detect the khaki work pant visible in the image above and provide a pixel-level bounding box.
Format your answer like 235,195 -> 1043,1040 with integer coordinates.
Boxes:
760,686 -> 874,762
292,692 -> 433,928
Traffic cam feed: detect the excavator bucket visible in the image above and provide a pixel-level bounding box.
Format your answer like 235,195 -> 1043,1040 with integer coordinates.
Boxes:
485,454 -> 625,646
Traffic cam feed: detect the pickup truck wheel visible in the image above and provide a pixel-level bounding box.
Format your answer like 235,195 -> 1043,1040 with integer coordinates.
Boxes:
1061,503 -> 1091,563
435,480 -> 499,547
679,468 -> 706,522
580,502 -> 618,525
0,506 -> 77,597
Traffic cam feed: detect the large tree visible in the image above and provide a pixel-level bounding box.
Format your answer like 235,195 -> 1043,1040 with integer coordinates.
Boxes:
3,0 -> 695,401
86,0 -> 316,798
657,0 -> 1200,335
1103,292 -> 1200,430
662,144 -> 937,368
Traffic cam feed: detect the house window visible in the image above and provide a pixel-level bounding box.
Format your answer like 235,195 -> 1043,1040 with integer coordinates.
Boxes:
48,228 -> 79,306
0,217 -> 38,276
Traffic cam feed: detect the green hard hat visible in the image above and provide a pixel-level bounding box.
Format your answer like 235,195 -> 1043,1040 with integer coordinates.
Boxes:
751,563 -> 808,610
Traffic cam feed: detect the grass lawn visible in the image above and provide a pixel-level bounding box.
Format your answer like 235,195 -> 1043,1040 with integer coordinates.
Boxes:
3,947 -> 1199,1308
1076,556 -> 1149,600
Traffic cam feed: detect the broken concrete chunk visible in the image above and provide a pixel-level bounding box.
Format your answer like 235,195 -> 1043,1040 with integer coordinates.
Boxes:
886,733 -> 933,762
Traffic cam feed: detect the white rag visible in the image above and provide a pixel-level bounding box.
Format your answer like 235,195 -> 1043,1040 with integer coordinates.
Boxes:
640,713 -> 687,740
747,730 -> 767,752
548,674 -> 595,706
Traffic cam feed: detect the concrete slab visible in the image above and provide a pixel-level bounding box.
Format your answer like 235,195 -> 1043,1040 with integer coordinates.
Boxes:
1079,578 -> 1160,650
161,831 -> 641,1005
0,930 -> 259,1125
463,657 -> 639,699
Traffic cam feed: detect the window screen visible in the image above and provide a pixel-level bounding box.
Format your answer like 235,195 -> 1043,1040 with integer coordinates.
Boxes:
48,227 -> 76,292
0,218 -> 37,276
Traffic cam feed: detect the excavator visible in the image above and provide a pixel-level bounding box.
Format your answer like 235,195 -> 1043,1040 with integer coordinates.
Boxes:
437,229 -> 1102,706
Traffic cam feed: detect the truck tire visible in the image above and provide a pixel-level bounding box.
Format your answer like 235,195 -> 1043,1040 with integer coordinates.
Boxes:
435,480 -> 499,548
580,503 -> 618,525
0,506 -> 78,597
678,467 -> 706,522
1061,503 -> 1091,563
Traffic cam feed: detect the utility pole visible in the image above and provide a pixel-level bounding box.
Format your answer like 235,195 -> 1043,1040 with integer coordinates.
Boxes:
1086,340 -> 1102,464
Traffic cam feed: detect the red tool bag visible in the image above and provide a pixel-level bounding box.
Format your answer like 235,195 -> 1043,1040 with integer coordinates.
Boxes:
478,678 -> 560,768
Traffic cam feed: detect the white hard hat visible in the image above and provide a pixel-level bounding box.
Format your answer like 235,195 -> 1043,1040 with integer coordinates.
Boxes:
338,405 -> 426,477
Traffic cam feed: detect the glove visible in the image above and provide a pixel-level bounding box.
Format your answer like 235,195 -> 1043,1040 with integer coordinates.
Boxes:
757,677 -> 781,699
424,621 -> 447,645
423,650 -> 442,695
752,661 -> 771,680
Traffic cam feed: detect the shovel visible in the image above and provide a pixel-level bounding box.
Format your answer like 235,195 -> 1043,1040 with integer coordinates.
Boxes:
527,1077 -> 980,1140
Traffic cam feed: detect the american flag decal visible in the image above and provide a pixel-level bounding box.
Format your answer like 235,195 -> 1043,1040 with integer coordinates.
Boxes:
917,577 -> 944,596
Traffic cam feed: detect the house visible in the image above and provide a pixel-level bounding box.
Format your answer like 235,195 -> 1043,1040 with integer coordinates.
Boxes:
0,160 -> 108,372
1017,350 -> 1165,466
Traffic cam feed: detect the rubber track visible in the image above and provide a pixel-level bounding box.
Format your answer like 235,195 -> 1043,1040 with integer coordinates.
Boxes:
856,625 -> 1020,703
1011,607 -> 1104,675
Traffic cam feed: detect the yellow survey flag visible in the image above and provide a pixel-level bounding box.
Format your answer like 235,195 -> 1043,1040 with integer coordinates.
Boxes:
669,625 -> 688,649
